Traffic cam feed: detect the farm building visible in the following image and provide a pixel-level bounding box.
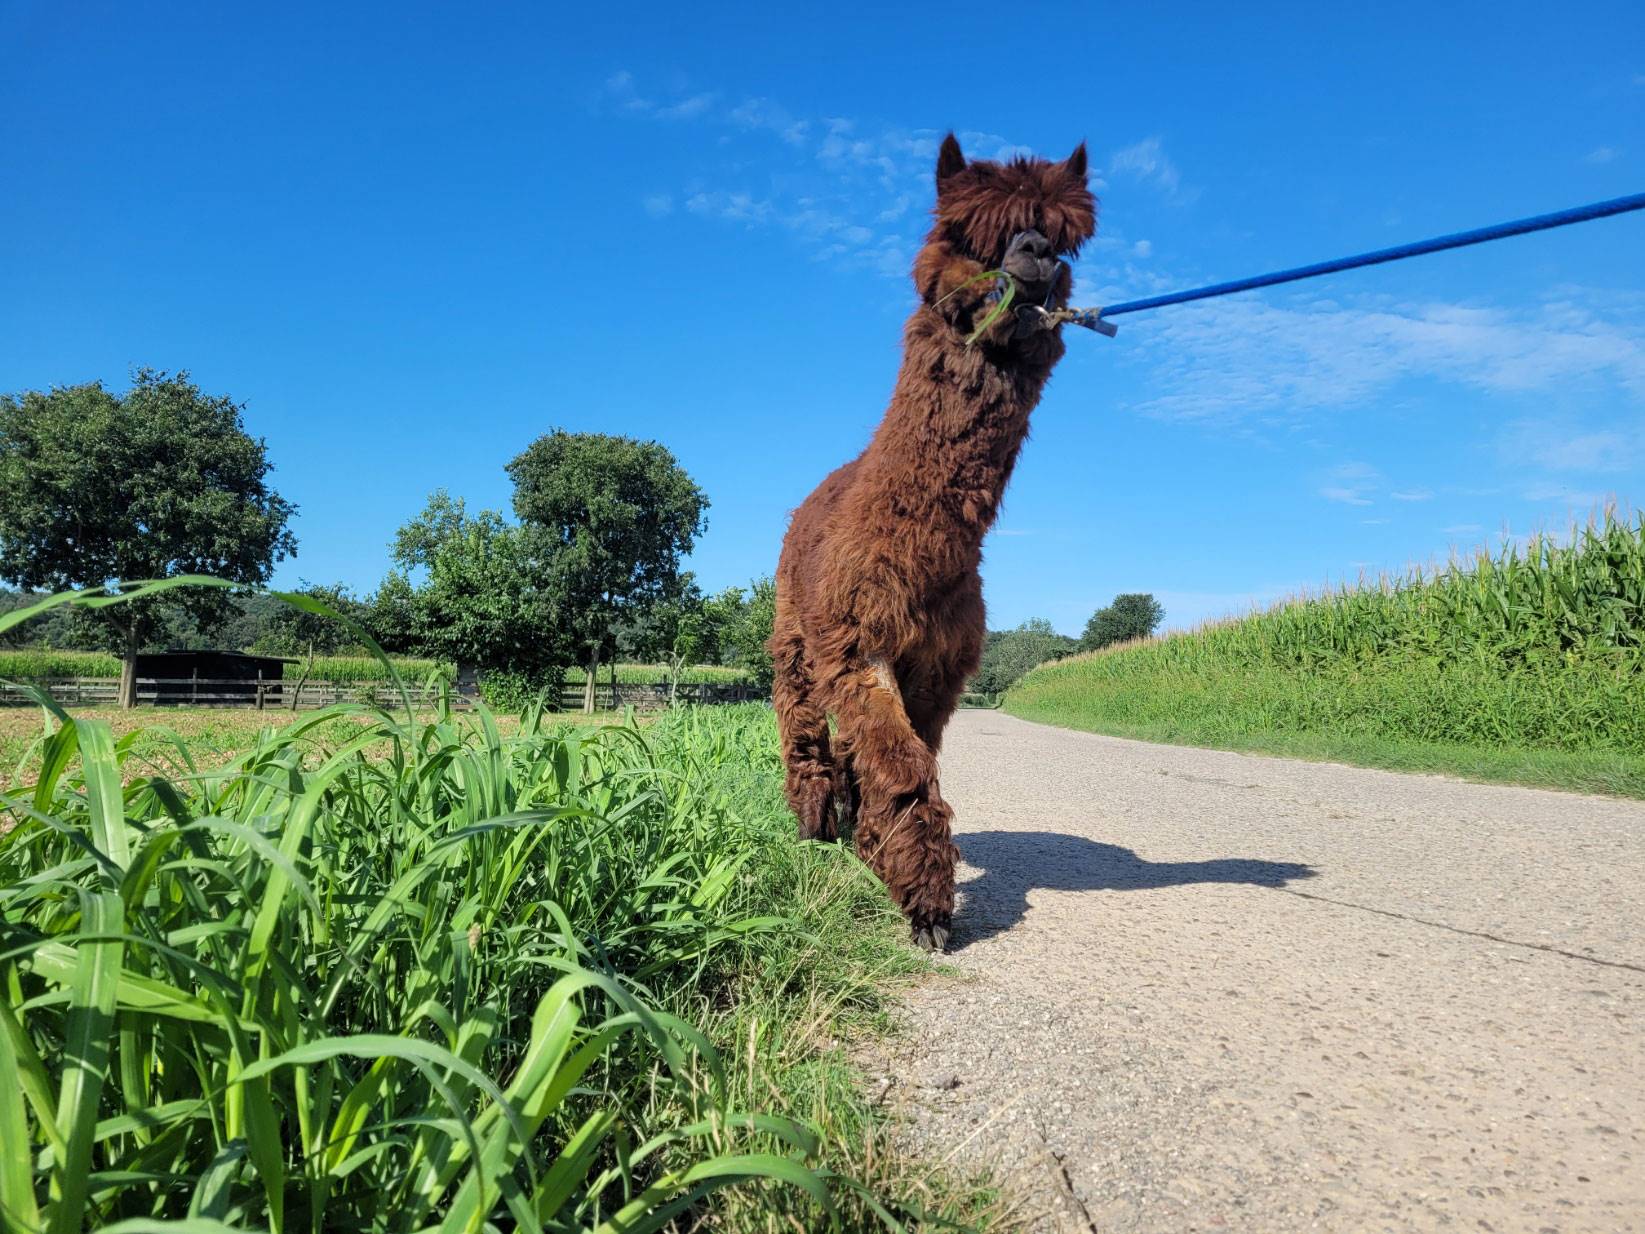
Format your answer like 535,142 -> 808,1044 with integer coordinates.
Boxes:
134,650 -> 295,705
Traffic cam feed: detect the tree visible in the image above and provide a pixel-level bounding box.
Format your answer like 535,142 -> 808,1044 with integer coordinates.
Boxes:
970,618 -> 1078,694
250,583 -> 364,656
727,576 -> 777,692
698,585 -> 751,667
507,431 -> 708,712
385,492 -> 565,681
1080,593 -> 1165,652
615,574 -> 709,701
363,571 -> 421,656
0,370 -> 297,705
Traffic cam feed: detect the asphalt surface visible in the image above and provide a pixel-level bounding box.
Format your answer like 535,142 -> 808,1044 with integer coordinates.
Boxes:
868,711 -> 1644,1233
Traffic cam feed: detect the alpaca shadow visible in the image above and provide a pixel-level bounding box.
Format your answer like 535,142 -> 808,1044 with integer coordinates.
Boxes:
951,829 -> 1317,950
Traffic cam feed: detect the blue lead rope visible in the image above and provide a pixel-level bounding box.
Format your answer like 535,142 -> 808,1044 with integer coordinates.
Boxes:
1067,191 -> 1645,337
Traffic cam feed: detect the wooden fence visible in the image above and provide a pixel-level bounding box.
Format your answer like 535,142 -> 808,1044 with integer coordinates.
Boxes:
0,677 -> 764,712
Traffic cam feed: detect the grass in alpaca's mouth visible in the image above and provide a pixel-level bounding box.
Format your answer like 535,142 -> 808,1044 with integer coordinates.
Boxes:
933,269 -> 1019,345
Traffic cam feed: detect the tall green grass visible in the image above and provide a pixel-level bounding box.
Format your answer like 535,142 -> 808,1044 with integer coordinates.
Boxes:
1009,510 -> 1645,795
0,578 -> 988,1232
1,689 -> 986,1231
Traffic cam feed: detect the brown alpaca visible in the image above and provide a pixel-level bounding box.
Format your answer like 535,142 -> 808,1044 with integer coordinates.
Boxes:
769,133 -> 1096,950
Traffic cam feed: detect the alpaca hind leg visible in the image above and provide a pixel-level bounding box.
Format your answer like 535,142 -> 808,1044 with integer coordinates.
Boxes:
832,659 -> 957,950
771,631 -> 837,841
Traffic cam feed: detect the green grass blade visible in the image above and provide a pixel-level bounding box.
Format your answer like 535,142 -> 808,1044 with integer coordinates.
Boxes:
44,891 -> 124,1234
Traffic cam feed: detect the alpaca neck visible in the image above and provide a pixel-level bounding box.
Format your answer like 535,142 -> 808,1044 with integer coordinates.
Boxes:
864,310 -> 1058,544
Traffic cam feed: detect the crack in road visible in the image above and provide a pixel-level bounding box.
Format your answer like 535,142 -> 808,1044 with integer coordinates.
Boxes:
1270,885 -> 1645,973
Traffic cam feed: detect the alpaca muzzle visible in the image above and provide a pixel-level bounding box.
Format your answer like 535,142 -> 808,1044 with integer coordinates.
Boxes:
1000,229 -> 1059,291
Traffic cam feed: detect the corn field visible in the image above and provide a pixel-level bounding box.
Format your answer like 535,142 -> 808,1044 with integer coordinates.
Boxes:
0,652 -> 753,690
1104,509 -> 1645,674
1008,510 -> 1645,777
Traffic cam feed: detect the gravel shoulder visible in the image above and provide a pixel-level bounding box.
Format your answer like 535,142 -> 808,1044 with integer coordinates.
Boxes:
868,710 -> 1645,1233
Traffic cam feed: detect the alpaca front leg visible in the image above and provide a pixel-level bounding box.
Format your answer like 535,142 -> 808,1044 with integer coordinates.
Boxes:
833,659 -> 959,951
859,788 -> 957,952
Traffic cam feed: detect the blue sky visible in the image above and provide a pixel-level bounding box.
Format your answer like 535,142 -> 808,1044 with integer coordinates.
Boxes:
3,2 -> 1642,634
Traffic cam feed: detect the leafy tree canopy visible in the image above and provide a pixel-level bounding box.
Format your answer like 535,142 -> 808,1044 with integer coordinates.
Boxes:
385,491 -> 566,676
507,431 -> 708,675
0,369 -> 296,702
970,618 -> 1078,694
1081,593 -> 1165,652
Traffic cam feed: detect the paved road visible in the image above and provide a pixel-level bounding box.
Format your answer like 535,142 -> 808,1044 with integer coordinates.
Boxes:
871,711 -> 1644,1233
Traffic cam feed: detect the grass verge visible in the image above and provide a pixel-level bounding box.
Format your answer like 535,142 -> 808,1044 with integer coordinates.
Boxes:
0,699 -> 997,1230
1007,658 -> 1645,798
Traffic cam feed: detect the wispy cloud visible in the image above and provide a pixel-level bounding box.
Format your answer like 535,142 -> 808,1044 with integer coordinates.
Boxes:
1320,461 -> 1379,505
1522,481 -> 1611,508
1108,138 -> 1184,199
1442,522 -> 1483,536
1390,488 -> 1433,502
641,193 -> 674,218
684,190 -> 772,224
1118,289 -> 1645,423
599,70 -> 1157,282
1500,418 -> 1639,472
1361,517 -> 1391,525
1584,145 -> 1620,164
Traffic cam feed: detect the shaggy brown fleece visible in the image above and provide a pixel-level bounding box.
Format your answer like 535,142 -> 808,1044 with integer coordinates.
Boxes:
770,132 -> 1096,950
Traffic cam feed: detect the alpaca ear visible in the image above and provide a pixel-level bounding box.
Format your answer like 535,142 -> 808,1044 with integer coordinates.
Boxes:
1064,141 -> 1088,180
936,132 -> 966,188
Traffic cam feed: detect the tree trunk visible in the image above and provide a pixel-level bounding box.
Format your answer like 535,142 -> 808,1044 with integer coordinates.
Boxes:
289,641 -> 315,712
583,646 -> 599,714
117,625 -> 139,709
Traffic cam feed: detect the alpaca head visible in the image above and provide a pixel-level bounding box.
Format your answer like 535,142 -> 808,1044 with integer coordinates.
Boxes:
917,132 -> 1096,305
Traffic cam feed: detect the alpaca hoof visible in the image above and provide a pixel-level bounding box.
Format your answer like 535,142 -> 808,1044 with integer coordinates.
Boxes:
912,924 -> 950,954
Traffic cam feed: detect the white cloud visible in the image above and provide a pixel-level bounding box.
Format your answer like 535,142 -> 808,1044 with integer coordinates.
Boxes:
599,73 -> 1077,279
601,70 -> 653,114
1522,481 -> 1610,507
1390,489 -> 1433,502
1584,146 -> 1619,164
657,93 -> 717,121
1132,239 -> 1153,258
1320,461 -> 1379,505
1109,138 -> 1182,196
726,97 -> 809,145
1119,290 -> 1645,423
1361,517 -> 1391,525
684,191 -> 771,223
1500,418 -> 1638,472
642,193 -> 674,217
1443,523 -> 1483,535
